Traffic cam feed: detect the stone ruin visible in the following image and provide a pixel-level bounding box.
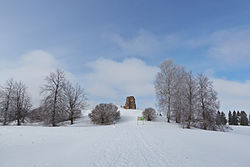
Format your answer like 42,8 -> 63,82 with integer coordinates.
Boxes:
123,96 -> 136,109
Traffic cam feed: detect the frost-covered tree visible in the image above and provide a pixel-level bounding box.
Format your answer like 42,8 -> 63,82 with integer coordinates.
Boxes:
64,81 -> 87,124
12,81 -> 32,125
0,79 -> 15,125
41,69 -> 67,126
155,59 -> 177,123
88,103 -> 120,125
196,73 -> 219,130
155,60 -> 221,130
181,71 -> 198,128
0,79 -> 31,125
172,66 -> 187,123
143,108 -> 157,121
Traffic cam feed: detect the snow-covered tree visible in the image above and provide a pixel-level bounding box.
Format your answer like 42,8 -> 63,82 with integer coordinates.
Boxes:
0,79 -> 15,125
181,71 -> 198,128
64,81 -> 87,125
0,79 -> 31,125
172,66 -> 187,123
155,60 -> 221,130
196,73 -> 219,130
12,81 -> 32,125
155,59 -> 177,123
41,69 -> 67,126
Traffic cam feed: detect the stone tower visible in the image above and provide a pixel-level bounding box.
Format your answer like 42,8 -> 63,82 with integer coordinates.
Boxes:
124,96 -> 136,109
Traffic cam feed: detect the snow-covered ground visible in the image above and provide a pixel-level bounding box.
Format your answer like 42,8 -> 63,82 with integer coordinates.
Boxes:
0,108 -> 249,167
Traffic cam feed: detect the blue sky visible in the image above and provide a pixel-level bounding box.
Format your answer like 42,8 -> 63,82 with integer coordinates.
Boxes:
1,0 -> 250,112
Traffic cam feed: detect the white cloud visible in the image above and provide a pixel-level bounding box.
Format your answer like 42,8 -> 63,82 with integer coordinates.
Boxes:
208,29 -> 250,64
110,29 -> 179,56
0,51 -> 158,109
83,57 -> 250,113
1,49 -> 249,114
108,28 -> 250,66
187,28 -> 250,65
83,58 -> 159,105
0,50 -> 63,107
213,78 -> 250,114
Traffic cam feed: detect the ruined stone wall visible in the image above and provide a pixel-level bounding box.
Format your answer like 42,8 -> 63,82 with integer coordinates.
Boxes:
124,96 -> 136,109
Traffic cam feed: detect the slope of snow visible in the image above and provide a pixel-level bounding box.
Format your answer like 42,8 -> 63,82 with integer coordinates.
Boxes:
0,108 -> 249,167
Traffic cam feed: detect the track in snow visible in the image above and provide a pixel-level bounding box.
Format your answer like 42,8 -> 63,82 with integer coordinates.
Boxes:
0,108 -> 250,167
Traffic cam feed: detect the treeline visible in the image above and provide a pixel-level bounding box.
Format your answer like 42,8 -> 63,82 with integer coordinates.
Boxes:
228,111 -> 249,126
0,69 -> 87,126
155,59 -> 221,130
216,111 -> 227,126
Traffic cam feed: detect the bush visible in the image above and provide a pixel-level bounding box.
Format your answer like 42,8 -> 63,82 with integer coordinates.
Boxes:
88,103 -> 120,125
27,107 -> 44,123
143,108 -> 156,121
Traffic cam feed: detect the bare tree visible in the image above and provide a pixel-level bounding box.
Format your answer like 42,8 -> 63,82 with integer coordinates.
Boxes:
172,66 -> 187,123
155,60 -> 221,131
12,81 -> 32,125
196,73 -> 219,130
182,71 -> 198,128
0,79 -> 15,125
64,81 -> 87,124
155,59 -> 177,122
41,69 -> 66,126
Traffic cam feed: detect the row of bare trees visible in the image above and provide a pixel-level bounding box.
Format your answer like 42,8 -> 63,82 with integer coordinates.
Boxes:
40,69 -> 87,126
155,59 -> 220,130
0,69 -> 87,126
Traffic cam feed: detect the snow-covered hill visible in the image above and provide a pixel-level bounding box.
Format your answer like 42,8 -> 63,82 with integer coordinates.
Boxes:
0,108 -> 249,167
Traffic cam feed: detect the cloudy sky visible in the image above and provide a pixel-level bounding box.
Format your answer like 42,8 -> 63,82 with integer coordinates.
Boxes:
1,0 -> 250,113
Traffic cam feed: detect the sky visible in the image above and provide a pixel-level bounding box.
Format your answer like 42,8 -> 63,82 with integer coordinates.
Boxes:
1,0 -> 250,113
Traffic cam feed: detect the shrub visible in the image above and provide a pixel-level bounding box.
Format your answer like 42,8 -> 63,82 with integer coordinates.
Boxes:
143,107 -> 156,121
27,107 -> 44,123
88,103 -> 120,125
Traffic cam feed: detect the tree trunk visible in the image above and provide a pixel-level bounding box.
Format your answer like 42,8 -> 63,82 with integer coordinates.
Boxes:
3,110 -> 8,125
3,98 -> 10,125
52,85 -> 58,127
187,115 -> 191,129
201,98 -> 206,130
17,108 -> 21,126
167,96 -> 170,123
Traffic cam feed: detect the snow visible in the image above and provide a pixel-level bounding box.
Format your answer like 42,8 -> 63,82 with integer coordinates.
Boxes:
0,108 -> 249,167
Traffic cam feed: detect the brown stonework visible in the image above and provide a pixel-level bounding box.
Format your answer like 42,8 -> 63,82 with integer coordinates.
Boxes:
123,96 -> 136,109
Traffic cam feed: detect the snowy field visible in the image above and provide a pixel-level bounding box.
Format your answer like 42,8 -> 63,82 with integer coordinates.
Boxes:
0,108 -> 249,167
